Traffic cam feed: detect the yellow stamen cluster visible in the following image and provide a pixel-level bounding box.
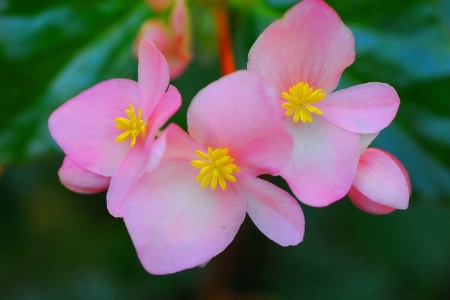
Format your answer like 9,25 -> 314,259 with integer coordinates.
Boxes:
114,104 -> 146,147
191,147 -> 239,190
281,82 -> 326,123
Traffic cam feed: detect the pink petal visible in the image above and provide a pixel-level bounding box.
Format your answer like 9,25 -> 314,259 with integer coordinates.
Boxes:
134,20 -> 173,59
152,123 -> 203,162
147,85 -> 182,136
187,71 -> 292,176
123,128 -> 246,274
58,156 -> 110,194
107,123 -> 187,218
106,142 -> 146,218
135,20 -> 187,79
169,0 -> 192,78
138,39 -> 170,117
236,175 -> 304,246
350,148 -> 410,212
385,151 -> 412,194
107,86 -> 181,218
348,186 -> 396,215
248,0 -> 355,94
48,79 -> 140,176
135,1 -> 192,80
317,83 -> 400,133
281,117 -> 361,207
170,0 -> 188,35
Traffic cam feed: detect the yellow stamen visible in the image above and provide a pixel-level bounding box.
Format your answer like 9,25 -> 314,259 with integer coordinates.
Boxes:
281,82 -> 326,123
191,147 -> 239,190
114,104 -> 146,147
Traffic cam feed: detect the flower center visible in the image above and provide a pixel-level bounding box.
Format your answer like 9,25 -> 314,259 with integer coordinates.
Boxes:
191,147 -> 239,190
114,104 -> 146,148
281,82 -> 326,123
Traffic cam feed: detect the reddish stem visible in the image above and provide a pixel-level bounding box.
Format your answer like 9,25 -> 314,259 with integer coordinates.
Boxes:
214,4 -> 236,76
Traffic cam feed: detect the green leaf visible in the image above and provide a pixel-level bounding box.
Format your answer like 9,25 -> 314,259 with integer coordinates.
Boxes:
0,6 -> 85,61
349,25 -> 450,85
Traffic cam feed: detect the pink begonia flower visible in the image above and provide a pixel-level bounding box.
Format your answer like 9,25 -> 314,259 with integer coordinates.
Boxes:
122,71 -> 304,274
349,148 -> 411,215
48,40 -> 181,216
247,0 -> 400,207
135,0 -> 191,79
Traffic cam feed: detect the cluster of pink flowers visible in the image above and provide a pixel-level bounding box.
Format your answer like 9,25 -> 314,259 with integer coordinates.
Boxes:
48,0 -> 410,275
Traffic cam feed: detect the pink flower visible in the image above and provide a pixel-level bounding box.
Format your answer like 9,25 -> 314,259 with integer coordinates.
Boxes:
48,40 -> 181,216
349,148 -> 411,215
135,0 -> 192,79
247,0 -> 400,207
122,71 -> 304,274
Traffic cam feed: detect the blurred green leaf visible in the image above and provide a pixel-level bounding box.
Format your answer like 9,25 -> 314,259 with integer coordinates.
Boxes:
404,105 -> 450,148
442,0 -> 450,30
350,25 -> 450,85
0,6 -> 85,60
0,2 -> 149,164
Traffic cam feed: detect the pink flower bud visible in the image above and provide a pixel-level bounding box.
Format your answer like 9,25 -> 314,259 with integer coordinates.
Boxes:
136,0 -> 192,79
348,148 -> 411,215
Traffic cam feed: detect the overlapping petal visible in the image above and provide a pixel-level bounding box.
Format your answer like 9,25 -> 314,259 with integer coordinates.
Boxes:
317,83 -> 400,133
348,187 -> 396,215
58,156 -> 110,194
138,39 -> 170,117
187,71 -> 292,176
236,175 -> 304,246
123,127 -> 246,275
281,117 -> 361,206
247,0 -> 355,94
107,84 -> 181,217
156,124 -> 204,162
48,79 -> 140,176
146,85 -> 182,136
135,20 -> 172,58
349,148 -> 410,212
106,142 -> 146,218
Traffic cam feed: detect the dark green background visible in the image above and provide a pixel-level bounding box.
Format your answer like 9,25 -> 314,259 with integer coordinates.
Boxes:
1,0 -> 450,299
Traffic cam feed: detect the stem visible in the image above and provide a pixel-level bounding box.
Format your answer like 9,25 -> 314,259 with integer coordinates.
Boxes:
214,3 -> 236,76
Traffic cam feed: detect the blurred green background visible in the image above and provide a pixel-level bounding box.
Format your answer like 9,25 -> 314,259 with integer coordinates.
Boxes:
1,0 -> 450,299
